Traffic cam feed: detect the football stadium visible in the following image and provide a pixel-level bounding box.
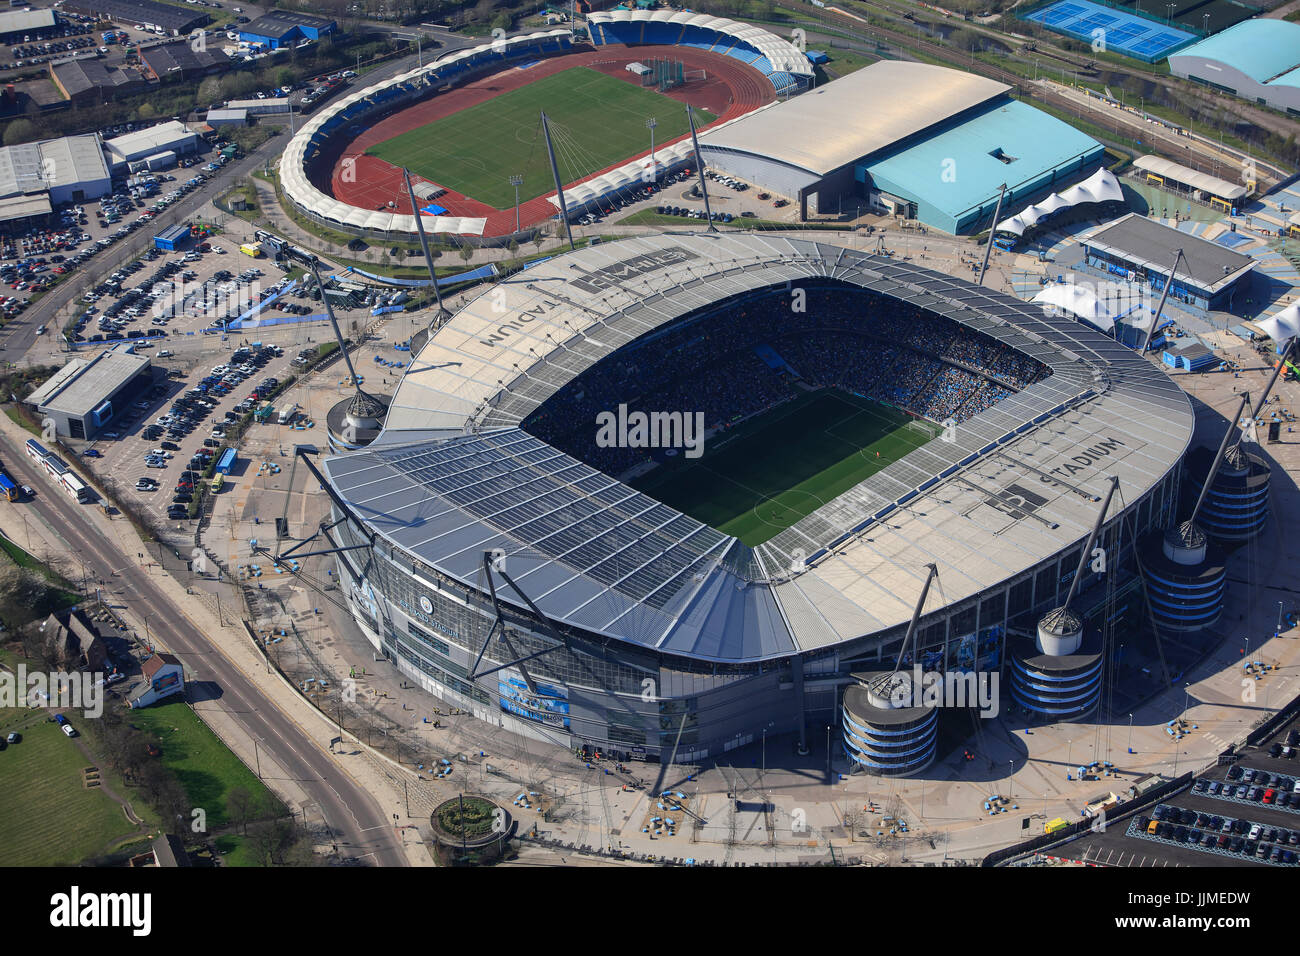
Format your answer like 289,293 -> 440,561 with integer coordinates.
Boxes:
318,232 -> 1194,766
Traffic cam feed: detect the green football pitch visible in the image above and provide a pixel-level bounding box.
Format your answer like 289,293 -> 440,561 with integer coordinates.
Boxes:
365,67 -> 715,209
632,390 -> 939,546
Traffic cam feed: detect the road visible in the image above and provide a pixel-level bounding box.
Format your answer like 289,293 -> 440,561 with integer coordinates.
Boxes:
0,437 -> 408,866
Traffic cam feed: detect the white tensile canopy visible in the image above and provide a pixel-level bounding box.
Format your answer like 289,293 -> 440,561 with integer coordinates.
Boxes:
996,168 -> 1124,237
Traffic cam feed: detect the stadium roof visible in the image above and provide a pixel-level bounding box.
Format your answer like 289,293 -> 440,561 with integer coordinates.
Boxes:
698,61 -> 1008,176
587,9 -> 813,77
27,348 -> 150,417
323,233 -> 1194,663
864,99 -> 1100,226
1132,155 -> 1248,201
0,9 -> 57,34
1081,213 -> 1255,294
1168,19 -> 1300,85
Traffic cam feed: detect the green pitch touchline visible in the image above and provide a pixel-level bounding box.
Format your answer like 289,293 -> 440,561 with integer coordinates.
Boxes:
632,390 -> 936,546
365,67 -> 715,209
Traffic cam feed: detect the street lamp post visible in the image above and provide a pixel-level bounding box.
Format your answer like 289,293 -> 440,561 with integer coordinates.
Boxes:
1277,601 -> 1284,636
1127,713 -> 1134,754
646,117 -> 657,168
509,174 -> 523,234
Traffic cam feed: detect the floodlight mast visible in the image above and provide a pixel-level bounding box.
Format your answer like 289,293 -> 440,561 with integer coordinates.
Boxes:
976,183 -> 1008,286
1185,390 -> 1251,531
865,562 -> 939,704
1226,337 -> 1295,460
686,105 -> 716,232
1141,248 -> 1186,353
541,111 -> 576,251
1062,475 -> 1120,614
401,165 -> 448,323
301,255 -> 385,420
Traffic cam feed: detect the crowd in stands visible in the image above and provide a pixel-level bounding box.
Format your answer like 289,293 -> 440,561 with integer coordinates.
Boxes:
522,285 -> 1049,476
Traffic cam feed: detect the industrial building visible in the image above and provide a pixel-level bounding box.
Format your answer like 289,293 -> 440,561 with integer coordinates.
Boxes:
0,8 -> 60,44
238,9 -> 337,50
103,120 -> 200,170
49,58 -> 151,106
139,40 -> 231,83
0,132 -> 111,231
697,61 -> 1104,233
25,347 -> 155,440
1080,213 -> 1256,311
225,96 -> 290,116
61,0 -> 208,36
205,107 -> 249,128
1168,19 -> 1300,116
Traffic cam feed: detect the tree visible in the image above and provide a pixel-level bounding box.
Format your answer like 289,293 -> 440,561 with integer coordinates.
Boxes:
458,243 -> 474,265
227,786 -> 256,836
198,77 -> 223,107
224,72 -> 257,98
3,118 -> 36,147
136,103 -> 157,121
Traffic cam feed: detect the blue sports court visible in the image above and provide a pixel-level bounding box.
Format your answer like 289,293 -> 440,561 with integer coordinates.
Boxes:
1022,0 -> 1198,63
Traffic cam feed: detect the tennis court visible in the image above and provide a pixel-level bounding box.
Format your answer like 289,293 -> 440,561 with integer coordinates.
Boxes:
1022,0 -> 1198,62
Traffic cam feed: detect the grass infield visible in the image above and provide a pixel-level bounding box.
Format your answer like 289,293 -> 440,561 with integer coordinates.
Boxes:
632,390 -> 937,546
365,67 -> 714,208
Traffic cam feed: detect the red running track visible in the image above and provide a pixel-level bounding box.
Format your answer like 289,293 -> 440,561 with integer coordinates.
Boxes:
318,45 -> 775,237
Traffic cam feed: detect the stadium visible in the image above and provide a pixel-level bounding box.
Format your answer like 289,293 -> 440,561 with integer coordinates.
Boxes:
318,232 -> 1195,767
280,13 -> 811,241
280,14 -> 1104,240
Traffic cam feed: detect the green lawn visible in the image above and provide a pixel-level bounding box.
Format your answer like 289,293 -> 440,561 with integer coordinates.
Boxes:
129,700 -> 280,832
632,390 -> 936,545
0,713 -> 142,866
366,67 -> 715,209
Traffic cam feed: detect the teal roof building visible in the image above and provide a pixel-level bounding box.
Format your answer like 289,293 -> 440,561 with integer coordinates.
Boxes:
1168,19 -> 1300,115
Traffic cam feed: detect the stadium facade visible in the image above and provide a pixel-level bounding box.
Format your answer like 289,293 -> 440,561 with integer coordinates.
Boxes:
320,233 -> 1193,764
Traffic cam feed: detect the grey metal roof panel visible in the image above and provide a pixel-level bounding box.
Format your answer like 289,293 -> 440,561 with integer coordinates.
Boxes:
323,233 -> 1193,664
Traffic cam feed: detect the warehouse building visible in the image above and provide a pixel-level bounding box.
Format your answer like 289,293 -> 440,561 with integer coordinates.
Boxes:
1080,213 -> 1256,311
238,9 -> 337,50
0,132 -> 111,232
0,8 -> 61,45
49,58 -> 151,106
1168,19 -> 1300,116
103,120 -> 200,170
205,107 -> 248,128
25,347 -> 155,440
225,96 -> 290,116
697,61 -> 1104,233
61,0 -> 208,36
139,40 -> 231,83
